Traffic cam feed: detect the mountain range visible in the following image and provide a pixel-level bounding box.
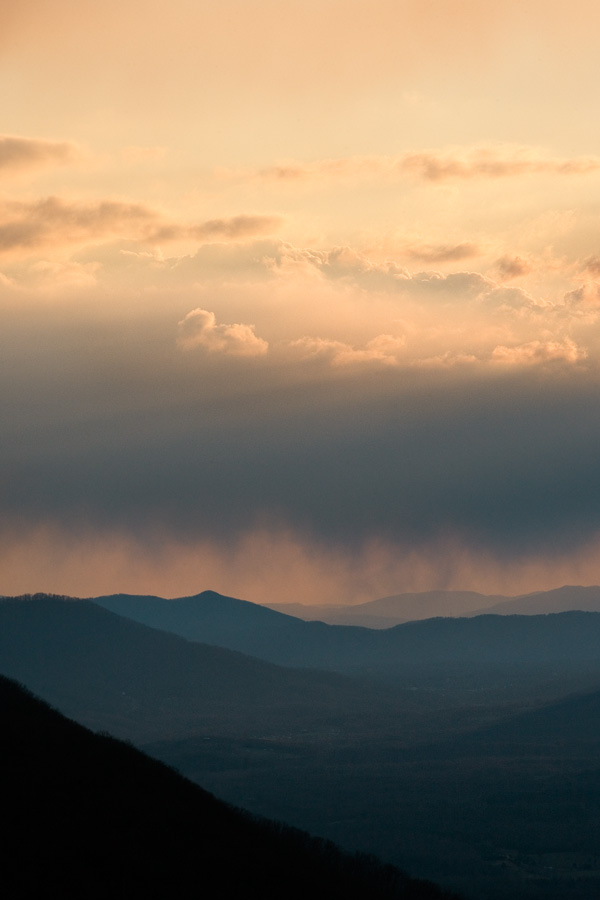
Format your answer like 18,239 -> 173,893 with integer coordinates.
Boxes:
265,585 -> 600,627
4,589 -> 600,899
92,589 -> 600,680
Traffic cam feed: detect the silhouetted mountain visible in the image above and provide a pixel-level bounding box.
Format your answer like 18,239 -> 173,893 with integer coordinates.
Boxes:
91,589 -> 382,670
0,595 -> 412,742
1,675 -> 459,900
5,593 -> 599,899
90,591 -> 600,678
94,587 -> 335,649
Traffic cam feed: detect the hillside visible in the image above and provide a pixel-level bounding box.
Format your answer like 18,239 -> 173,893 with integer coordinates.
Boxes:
0,595 -> 419,742
0,675 -> 458,900
149,685 -> 600,900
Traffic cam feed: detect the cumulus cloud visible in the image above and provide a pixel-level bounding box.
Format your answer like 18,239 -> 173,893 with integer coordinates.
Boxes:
412,351 -> 479,369
0,197 -> 282,254
271,243 -> 493,299
0,134 -> 79,174
289,333 -> 406,367
491,338 -> 586,366
177,308 -> 268,357
146,239 -> 493,299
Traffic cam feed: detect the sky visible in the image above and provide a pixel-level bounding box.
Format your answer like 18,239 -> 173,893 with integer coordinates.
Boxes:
2,0 -> 600,604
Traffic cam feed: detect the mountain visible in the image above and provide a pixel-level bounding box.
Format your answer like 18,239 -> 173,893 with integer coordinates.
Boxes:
467,584 -> 600,617
93,588 -> 344,653
91,589 -> 382,670
1,675 -> 458,900
0,595 -> 406,742
266,590 -> 506,627
267,585 -> 600,627
91,591 -> 600,678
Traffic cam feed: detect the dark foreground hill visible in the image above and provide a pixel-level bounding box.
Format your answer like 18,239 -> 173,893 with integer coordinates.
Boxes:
0,675 -> 459,900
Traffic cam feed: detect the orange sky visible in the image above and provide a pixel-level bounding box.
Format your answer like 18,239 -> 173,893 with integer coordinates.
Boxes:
2,1 -> 600,602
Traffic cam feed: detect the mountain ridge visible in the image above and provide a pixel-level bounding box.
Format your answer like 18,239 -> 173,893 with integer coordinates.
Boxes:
265,584 -> 600,626
89,590 -> 600,675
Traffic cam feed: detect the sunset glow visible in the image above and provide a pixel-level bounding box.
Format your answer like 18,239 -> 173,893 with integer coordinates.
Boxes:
3,1 -> 600,601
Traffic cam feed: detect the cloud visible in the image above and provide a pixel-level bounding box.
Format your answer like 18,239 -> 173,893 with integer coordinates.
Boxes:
3,324 -> 600,572
491,338 -> 586,367
0,198 -> 282,254
582,257 -> 600,277
272,243 -> 493,299
0,197 -> 154,251
494,255 -> 534,280
289,333 -> 406,367
399,146 -> 600,181
154,215 -> 283,243
484,285 -> 550,312
412,351 -> 479,369
8,521 -> 600,605
0,134 -> 79,174
177,308 -> 268,356
564,281 -> 600,310
236,145 -> 600,185
404,242 -> 481,263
